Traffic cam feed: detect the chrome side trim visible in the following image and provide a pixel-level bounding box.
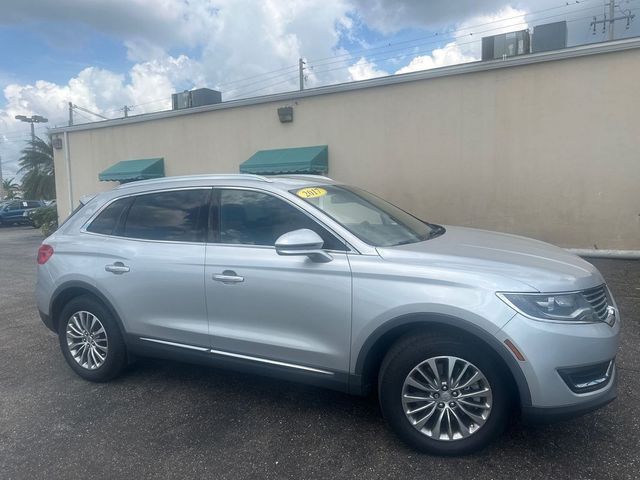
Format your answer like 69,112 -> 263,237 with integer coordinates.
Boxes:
139,337 -> 335,376
209,349 -> 334,375
139,337 -> 209,352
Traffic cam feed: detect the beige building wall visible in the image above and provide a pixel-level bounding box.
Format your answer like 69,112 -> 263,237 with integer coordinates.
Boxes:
52,47 -> 640,250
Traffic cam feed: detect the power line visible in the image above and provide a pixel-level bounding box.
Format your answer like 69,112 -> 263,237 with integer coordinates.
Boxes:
309,10 -> 620,79
227,75 -> 299,99
10,0 -> 630,123
124,1 -> 608,106
309,3 -> 614,73
307,0 -> 605,68
72,110 -> 96,123
179,0 -> 615,100
590,0 -> 636,39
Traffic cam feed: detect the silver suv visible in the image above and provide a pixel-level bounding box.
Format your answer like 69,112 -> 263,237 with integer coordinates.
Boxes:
36,174 -> 619,455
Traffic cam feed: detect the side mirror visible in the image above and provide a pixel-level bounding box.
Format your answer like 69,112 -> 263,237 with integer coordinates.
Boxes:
275,229 -> 333,263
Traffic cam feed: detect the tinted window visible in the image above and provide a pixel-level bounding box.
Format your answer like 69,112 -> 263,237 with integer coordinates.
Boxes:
218,189 -> 346,250
123,189 -> 209,242
87,198 -> 131,235
26,201 -> 42,208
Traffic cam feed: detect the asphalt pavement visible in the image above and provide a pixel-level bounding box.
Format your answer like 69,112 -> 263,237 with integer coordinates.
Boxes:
0,225 -> 638,479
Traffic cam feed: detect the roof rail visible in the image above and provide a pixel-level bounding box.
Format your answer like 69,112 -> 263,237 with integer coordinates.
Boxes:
115,173 -> 273,189
272,174 -> 335,182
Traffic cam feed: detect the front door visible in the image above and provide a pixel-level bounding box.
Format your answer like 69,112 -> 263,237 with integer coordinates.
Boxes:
205,188 -> 352,373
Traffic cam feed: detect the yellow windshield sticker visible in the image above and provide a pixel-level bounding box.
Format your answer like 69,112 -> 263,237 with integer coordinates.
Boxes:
296,187 -> 327,199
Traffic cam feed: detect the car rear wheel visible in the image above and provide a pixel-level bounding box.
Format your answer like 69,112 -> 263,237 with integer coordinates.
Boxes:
58,295 -> 127,382
378,332 -> 510,455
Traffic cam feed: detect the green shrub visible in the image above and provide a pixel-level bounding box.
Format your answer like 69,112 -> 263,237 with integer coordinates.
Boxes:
29,205 -> 58,236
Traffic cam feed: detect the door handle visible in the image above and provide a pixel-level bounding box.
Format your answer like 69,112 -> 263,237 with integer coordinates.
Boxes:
105,262 -> 130,274
212,270 -> 244,284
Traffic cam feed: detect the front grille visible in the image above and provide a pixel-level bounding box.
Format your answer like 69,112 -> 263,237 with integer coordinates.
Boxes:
582,285 -> 610,322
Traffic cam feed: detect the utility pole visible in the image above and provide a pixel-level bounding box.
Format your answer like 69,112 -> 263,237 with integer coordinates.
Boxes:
68,101 -> 74,126
299,57 -> 305,91
591,1 -> 635,40
123,105 -> 130,118
609,0 -> 615,40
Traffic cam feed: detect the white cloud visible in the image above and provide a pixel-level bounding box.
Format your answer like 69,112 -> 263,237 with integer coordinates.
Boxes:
0,55 -> 205,179
394,42 -> 477,74
0,0 -> 220,60
0,0 -> 355,178
392,6 -> 527,75
200,0 -> 353,97
351,0 -> 551,34
348,58 -> 388,81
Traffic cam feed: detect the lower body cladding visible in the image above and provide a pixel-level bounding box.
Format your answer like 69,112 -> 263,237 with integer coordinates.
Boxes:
127,336 -> 350,392
496,313 -> 620,423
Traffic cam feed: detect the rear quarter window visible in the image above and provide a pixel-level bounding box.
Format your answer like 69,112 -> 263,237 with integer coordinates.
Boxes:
86,198 -> 132,235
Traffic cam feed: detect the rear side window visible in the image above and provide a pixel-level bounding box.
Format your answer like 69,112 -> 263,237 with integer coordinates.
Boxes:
122,189 -> 209,242
86,198 -> 131,235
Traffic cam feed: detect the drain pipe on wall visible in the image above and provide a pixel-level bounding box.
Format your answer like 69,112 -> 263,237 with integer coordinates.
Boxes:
567,249 -> 640,260
63,131 -> 74,214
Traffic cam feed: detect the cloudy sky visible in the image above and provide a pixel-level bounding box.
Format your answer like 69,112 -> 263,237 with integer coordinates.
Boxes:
1,0 -> 638,179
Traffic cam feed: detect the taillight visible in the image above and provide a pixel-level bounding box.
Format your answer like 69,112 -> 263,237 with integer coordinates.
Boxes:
37,244 -> 54,265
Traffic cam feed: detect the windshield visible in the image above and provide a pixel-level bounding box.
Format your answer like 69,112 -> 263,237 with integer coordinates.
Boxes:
292,185 -> 440,247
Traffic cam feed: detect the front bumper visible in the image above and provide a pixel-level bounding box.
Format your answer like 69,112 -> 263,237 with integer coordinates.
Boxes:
522,374 -> 617,424
497,312 -> 619,420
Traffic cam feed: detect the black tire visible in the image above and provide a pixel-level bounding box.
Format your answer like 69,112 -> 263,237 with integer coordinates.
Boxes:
378,331 -> 511,455
58,295 -> 128,382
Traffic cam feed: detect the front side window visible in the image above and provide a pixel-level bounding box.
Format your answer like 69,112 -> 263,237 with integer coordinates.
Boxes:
122,189 -> 209,242
217,189 -> 346,250
293,185 -> 436,247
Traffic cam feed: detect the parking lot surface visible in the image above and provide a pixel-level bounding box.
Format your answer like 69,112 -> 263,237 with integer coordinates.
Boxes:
0,226 -> 638,479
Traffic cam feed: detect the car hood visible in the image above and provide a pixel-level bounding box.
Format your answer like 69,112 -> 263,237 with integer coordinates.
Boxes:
376,226 -> 604,292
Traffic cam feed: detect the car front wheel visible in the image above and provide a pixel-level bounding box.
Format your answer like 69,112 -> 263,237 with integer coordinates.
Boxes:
58,295 -> 128,382
378,332 -> 511,455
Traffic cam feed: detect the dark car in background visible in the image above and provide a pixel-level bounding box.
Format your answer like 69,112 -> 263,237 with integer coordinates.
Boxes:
0,200 -> 45,226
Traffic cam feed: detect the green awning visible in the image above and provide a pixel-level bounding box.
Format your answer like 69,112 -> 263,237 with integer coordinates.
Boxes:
240,145 -> 328,175
99,158 -> 165,183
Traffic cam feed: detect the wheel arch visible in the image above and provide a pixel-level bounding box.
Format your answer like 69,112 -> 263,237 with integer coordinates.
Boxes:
352,313 -> 531,407
50,281 -> 127,336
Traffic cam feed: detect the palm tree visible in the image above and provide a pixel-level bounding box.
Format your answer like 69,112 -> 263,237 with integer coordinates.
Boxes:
1,177 -> 20,200
18,136 -> 55,200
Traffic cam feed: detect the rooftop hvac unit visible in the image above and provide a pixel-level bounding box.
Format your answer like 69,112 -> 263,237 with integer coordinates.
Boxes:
482,30 -> 530,61
172,88 -> 222,110
532,21 -> 568,53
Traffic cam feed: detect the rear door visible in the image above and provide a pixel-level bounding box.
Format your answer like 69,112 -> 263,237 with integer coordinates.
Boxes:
83,188 -> 211,347
204,188 -> 353,374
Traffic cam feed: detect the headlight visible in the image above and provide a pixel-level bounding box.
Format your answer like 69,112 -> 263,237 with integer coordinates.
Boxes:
497,292 -> 600,323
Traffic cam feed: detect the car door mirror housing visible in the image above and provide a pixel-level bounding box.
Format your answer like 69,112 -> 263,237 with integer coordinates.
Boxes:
275,229 -> 333,263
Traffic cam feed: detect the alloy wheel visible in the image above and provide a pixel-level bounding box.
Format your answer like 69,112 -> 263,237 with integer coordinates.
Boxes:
65,311 -> 109,370
401,355 -> 493,441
